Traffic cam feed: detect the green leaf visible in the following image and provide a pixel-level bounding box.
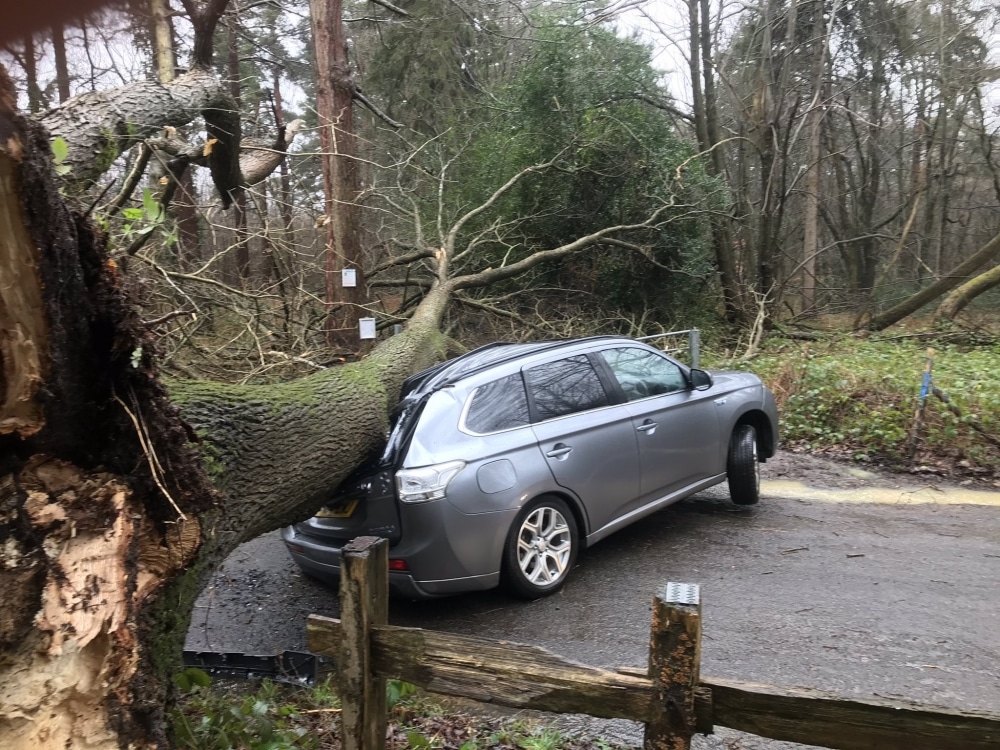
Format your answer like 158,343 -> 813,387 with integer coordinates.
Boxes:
51,136 -> 69,164
142,187 -> 164,223
174,672 -> 192,692
407,731 -> 432,748
186,667 -> 212,688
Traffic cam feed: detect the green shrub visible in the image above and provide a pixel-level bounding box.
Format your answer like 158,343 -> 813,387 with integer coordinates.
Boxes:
726,337 -> 1000,469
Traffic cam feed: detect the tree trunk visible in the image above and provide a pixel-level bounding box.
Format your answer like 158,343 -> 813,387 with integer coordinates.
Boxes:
51,23 -> 71,102
692,0 -> 743,323
273,67 -> 295,234
150,0 -> 176,83
935,261 -> 1000,321
311,0 -> 366,349
21,35 -> 43,113
800,0 -> 832,316
227,20 -> 251,282
0,79 -> 453,747
863,230 -> 1000,331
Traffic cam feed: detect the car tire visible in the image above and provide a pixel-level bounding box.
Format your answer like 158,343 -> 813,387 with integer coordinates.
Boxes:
727,424 -> 760,505
502,496 -> 578,599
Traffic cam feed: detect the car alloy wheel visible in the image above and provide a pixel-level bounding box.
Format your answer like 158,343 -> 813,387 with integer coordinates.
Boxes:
504,497 -> 577,598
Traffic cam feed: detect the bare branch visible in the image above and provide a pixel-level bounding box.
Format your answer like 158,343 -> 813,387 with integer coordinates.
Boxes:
444,153 -> 566,259
368,247 -> 438,277
367,0 -> 413,18
354,89 -> 403,129
449,202 -> 682,292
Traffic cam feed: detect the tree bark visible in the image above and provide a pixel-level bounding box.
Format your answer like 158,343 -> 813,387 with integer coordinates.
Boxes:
40,66 -> 235,193
800,1 -> 828,316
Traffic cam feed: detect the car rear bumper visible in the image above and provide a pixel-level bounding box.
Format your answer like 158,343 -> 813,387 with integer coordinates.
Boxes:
281,525 -> 500,599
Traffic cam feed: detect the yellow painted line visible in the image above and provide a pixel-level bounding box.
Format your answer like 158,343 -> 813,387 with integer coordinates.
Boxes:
761,479 -> 1000,507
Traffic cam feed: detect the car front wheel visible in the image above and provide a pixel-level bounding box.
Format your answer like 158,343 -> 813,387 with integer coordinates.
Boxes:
727,424 -> 760,505
503,497 -> 577,599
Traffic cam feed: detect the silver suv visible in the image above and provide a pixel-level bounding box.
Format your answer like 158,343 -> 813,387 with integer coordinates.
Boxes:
283,336 -> 778,599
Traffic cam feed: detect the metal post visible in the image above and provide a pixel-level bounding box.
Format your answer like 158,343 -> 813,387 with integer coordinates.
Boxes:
689,330 -> 700,369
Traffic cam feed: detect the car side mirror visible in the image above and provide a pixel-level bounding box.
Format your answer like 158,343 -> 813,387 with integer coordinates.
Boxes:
690,368 -> 713,390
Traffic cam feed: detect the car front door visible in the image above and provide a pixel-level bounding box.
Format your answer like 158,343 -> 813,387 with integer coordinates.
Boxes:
598,347 -> 721,505
525,355 -> 641,535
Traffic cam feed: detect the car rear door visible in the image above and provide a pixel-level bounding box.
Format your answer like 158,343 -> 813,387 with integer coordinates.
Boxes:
525,354 -> 640,535
597,347 -> 721,505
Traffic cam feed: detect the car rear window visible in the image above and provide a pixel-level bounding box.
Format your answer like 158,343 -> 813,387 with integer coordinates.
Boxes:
466,373 -> 530,433
525,355 -> 610,421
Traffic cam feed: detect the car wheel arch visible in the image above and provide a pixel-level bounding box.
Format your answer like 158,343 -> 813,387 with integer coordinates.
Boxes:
729,409 -> 775,459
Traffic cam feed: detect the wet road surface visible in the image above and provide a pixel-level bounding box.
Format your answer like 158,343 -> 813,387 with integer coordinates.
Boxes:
186,458 -> 1000,748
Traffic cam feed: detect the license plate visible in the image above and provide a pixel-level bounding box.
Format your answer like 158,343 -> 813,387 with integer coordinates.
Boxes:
316,499 -> 359,518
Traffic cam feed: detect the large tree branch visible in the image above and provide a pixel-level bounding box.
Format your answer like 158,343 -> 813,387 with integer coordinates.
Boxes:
449,203 -> 681,292
40,68 -> 239,198
39,0 -> 248,206
443,154 -> 565,264
367,246 -> 438,277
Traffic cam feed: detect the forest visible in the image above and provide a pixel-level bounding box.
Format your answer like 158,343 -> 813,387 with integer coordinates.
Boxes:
1,0 -> 999,748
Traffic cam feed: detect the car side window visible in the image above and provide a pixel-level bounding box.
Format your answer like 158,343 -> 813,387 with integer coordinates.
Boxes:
600,347 -> 688,401
525,355 -> 610,421
466,373 -> 530,433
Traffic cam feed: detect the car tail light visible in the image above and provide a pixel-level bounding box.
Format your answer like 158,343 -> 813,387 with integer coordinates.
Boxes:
395,460 -> 465,503
388,559 -> 409,572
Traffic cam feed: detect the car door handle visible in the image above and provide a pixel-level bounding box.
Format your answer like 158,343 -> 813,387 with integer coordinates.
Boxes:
636,420 -> 658,433
545,444 -> 573,460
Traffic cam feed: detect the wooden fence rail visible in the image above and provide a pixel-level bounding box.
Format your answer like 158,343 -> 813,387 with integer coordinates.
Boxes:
307,536 -> 1000,750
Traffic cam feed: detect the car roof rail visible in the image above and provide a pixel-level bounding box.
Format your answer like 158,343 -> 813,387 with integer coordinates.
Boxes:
408,334 -> 626,395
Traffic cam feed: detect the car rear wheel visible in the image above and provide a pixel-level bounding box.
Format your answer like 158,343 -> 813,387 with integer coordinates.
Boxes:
727,424 -> 760,505
503,497 -> 577,599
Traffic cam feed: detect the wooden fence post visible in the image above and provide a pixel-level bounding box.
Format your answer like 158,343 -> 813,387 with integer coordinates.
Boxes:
644,582 -> 702,750
338,536 -> 389,750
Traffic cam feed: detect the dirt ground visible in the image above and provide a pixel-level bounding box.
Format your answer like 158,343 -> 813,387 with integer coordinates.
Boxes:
762,447 -> 999,491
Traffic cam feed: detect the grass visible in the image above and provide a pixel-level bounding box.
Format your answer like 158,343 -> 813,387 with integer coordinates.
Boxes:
713,334 -> 1000,475
171,675 -> 623,750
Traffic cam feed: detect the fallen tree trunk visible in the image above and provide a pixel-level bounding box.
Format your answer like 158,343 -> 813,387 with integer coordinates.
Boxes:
0,79 -> 452,748
935,261 -> 1000,321
860,230 -> 1000,331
